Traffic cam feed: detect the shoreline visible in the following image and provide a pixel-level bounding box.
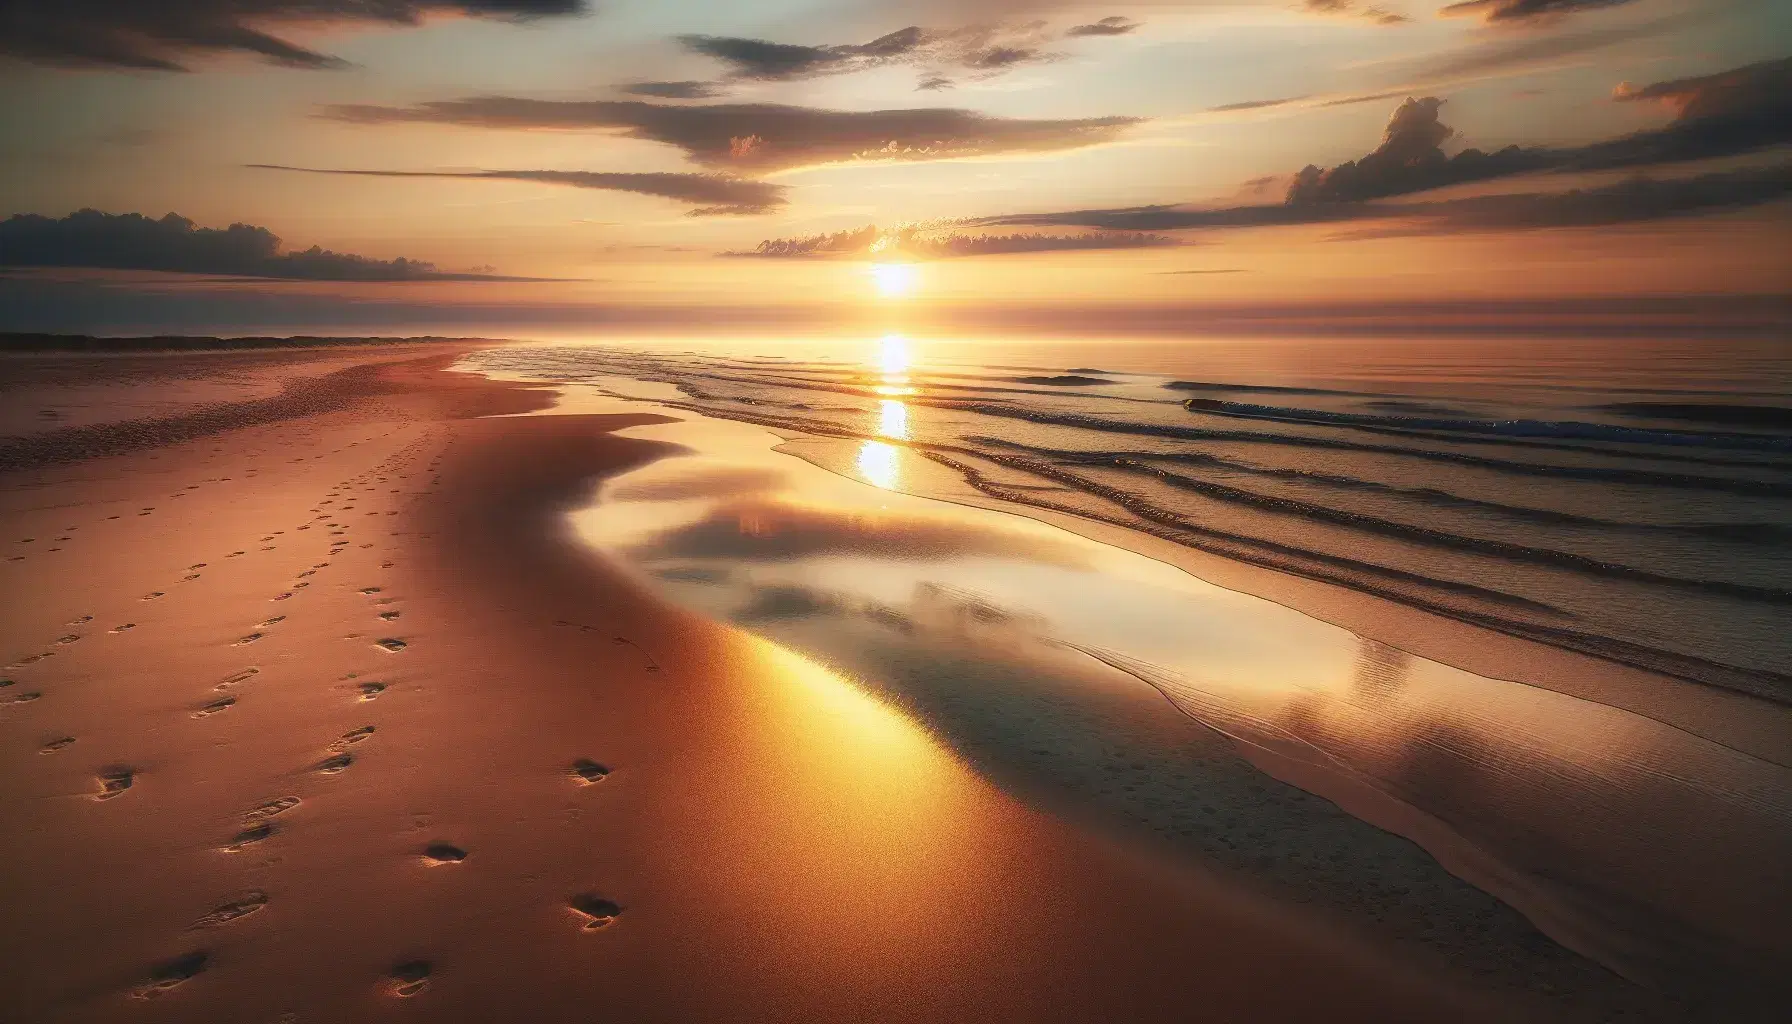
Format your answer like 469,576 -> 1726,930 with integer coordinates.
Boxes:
547,386 -> 1788,1021
1,345 -> 1514,1022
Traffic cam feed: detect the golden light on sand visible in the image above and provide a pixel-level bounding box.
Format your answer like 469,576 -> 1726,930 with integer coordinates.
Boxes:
857,440 -> 901,490
870,262 -> 918,298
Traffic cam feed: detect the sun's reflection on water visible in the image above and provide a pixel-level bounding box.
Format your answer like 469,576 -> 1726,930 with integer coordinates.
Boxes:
859,335 -> 913,490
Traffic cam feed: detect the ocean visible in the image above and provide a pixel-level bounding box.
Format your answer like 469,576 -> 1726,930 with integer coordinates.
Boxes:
467,332 -> 1792,1013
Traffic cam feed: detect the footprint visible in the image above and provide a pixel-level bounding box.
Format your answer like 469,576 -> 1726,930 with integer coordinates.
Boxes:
314,753 -> 353,775
569,895 -> 623,931
234,633 -> 263,646
612,637 -> 661,673
272,592 -> 292,601
378,611 -> 401,621
40,736 -> 76,754
56,635 -> 81,645
216,668 -> 259,690
422,844 -> 467,865
2,690 -> 42,706
357,682 -> 386,702
386,961 -> 432,998
222,823 -> 274,852
111,623 -> 136,633
193,697 -> 236,718
569,760 -> 610,785
181,574 -> 201,582
243,796 -> 300,820
142,591 -> 165,601
96,768 -> 135,800
374,638 -> 406,653
258,616 -> 286,628
133,951 -> 207,999
330,726 -> 376,751
189,892 -> 268,930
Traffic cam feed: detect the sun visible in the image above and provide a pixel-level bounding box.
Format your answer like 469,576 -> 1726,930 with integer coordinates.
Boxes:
870,262 -> 918,298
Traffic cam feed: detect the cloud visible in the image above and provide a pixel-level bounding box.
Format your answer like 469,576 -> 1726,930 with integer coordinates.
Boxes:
1286,60 -> 1791,204
1581,56 -> 1792,169
323,97 -> 1143,173
1285,97 -> 1552,204
1439,0 -> 1639,23
1208,96 -> 1308,112
975,162 -> 1792,235
249,164 -> 786,214
726,224 -> 1176,259
1373,14 -> 1677,89
620,80 -> 724,100
1303,0 -> 1411,25
675,24 -> 1073,83
969,58 -> 1792,236
1354,161 -> 1792,235
0,209 -> 524,280
0,0 -> 588,72
1066,16 -> 1140,36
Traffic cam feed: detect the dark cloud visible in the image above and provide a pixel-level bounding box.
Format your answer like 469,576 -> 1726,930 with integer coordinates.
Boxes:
248,164 -> 786,214
672,19 -> 1136,84
971,58 -> 1792,237
323,97 -> 1142,173
1579,56 -> 1792,170
1285,97 -> 1552,204
1066,16 -> 1139,37
975,162 -> 1792,235
678,33 -> 873,81
620,80 -> 724,100
726,224 -> 1175,259
916,72 -> 954,91
1288,60 -> 1792,204
0,0 -> 588,72
0,209 -> 522,280
1337,162 -> 1792,237
1439,0 -> 1638,23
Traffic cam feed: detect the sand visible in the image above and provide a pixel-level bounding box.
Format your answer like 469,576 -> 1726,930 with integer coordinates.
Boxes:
1,344 -> 1517,1022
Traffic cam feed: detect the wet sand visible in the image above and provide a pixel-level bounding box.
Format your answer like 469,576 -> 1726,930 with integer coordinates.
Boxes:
0,344 -> 1505,1022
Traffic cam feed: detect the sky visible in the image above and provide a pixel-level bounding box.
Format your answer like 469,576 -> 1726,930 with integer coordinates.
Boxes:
0,0 -> 1788,334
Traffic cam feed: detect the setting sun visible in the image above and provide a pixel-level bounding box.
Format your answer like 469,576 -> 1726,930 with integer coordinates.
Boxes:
870,262 -> 918,298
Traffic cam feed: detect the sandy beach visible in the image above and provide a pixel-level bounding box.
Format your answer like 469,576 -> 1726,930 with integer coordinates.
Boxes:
0,343 -> 1524,1023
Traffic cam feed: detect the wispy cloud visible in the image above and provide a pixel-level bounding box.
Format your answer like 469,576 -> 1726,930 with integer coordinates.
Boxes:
249,164 -> 787,215
619,81 -> 725,100
1303,0 -> 1411,26
726,224 -> 1177,259
1066,16 -> 1140,37
0,0 -> 589,72
323,98 -> 1144,173
978,162 -> 1792,235
1440,0 -> 1639,24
